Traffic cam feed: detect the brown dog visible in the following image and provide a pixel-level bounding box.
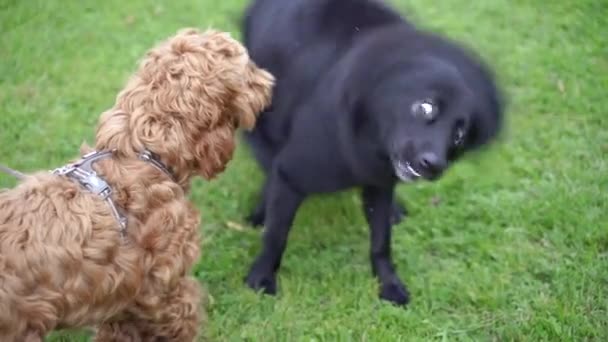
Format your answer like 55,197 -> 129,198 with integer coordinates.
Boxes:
0,28 -> 274,341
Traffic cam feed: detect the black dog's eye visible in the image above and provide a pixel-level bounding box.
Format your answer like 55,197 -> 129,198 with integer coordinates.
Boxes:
411,99 -> 437,121
453,126 -> 466,146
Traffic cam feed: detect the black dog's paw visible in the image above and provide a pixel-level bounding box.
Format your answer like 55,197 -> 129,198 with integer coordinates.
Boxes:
379,280 -> 410,306
245,266 -> 277,295
390,200 -> 408,225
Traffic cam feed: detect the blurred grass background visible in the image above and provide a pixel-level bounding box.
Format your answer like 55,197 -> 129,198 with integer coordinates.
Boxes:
1,0 -> 606,340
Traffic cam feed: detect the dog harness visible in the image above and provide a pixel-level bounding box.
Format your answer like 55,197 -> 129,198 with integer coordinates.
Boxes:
51,149 -> 174,238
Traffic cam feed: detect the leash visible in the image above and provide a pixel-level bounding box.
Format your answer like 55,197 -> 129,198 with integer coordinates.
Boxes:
0,164 -> 25,179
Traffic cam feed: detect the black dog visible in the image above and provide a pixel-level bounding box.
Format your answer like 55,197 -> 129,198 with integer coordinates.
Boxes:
241,0 -> 504,306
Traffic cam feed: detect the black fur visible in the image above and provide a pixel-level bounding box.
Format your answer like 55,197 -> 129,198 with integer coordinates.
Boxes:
241,0 -> 504,306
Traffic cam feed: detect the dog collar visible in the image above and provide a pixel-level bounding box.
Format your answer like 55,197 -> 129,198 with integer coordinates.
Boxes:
51,149 -> 174,238
137,149 -> 175,182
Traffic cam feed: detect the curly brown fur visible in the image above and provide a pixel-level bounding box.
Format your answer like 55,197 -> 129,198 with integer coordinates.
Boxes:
0,28 -> 274,341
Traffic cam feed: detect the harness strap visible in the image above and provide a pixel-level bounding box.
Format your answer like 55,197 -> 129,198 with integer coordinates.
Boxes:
51,149 -> 174,238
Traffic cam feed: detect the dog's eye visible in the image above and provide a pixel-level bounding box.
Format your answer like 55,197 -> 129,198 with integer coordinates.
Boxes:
411,99 -> 437,121
453,126 -> 466,146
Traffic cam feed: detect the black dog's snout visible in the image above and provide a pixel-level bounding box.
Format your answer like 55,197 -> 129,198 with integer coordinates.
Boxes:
418,152 -> 446,174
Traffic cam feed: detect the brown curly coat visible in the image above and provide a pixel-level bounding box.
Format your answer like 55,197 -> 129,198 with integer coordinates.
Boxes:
0,28 -> 274,341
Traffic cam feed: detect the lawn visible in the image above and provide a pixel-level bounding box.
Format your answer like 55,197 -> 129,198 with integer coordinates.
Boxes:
1,0 -> 606,340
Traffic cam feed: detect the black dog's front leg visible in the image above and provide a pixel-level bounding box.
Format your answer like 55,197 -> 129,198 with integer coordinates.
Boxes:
245,167 -> 304,295
362,185 -> 410,306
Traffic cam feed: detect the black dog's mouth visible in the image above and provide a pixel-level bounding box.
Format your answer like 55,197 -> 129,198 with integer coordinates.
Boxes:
392,159 -> 422,182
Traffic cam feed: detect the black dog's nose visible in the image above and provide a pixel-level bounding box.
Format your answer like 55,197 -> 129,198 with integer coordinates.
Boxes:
418,152 -> 445,174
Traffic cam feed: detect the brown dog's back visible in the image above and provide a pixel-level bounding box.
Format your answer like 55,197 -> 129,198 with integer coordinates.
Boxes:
0,172 -> 143,336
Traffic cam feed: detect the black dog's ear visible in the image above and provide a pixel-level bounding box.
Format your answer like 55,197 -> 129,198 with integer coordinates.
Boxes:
466,76 -> 507,150
467,109 -> 502,149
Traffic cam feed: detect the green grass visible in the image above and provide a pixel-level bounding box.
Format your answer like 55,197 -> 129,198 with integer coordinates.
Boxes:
1,0 -> 607,340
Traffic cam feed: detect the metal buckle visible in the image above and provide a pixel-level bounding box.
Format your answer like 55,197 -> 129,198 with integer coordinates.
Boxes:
139,150 -> 152,162
75,168 -> 112,199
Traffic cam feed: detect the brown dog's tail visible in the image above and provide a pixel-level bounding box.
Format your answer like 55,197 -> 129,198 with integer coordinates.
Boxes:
0,164 -> 25,180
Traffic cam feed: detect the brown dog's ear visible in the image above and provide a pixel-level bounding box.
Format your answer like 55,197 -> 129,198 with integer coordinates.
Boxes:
192,124 -> 237,180
231,61 -> 275,130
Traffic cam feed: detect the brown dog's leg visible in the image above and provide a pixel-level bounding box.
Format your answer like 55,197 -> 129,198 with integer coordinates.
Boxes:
147,276 -> 203,341
94,321 -> 144,342
157,277 -> 204,342
0,326 -> 46,342
95,277 -> 203,342
22,331 -> 43,342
